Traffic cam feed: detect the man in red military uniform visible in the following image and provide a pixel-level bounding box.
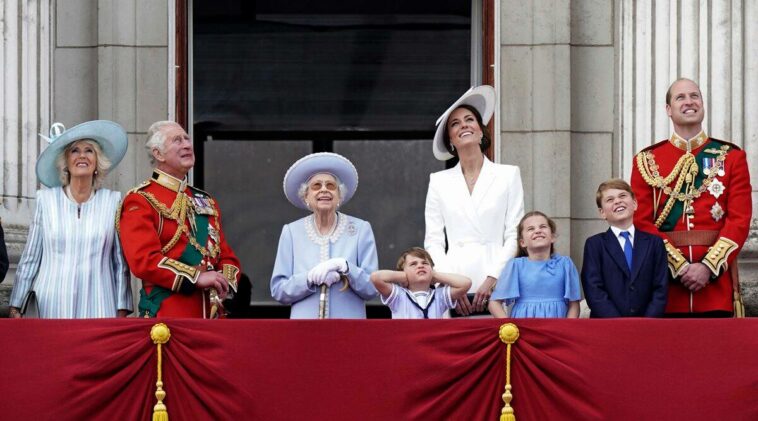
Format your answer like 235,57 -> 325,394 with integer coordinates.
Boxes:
631,78 -> 752,317
119,121 -> 241,318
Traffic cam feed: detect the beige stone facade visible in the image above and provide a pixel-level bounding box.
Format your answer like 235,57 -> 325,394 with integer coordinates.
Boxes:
2,0 -> 757,314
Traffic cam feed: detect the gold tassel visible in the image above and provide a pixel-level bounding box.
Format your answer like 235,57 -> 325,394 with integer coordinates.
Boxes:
151,323 -> 171,421
499,323 -> 520,421
733,291 -> 745,318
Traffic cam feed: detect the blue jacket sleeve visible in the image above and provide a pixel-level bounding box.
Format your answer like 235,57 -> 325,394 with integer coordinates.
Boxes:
581,237 -> 622,318
644,236 -> 669,317
345,220 -> 379,301
10,190 -> 45,308
270,224 -> 316,304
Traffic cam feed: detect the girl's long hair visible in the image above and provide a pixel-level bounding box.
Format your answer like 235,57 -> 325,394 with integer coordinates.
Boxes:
515,211 -> 557,258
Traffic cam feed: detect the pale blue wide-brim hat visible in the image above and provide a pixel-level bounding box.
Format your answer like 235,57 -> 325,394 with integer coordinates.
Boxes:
36,120 -> 128,187
283,152 -> 359,210
432,85 -> 496,161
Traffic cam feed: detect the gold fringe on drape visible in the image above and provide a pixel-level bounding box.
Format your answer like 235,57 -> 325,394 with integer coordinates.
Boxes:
498,323 -> 520,421
151,323 -> 171,421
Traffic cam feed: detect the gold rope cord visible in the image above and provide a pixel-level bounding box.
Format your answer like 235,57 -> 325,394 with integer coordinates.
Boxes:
636,146 -> 730,227
151,323 -> 171,421
139,191 -> 220,258
499,323 -> 520,421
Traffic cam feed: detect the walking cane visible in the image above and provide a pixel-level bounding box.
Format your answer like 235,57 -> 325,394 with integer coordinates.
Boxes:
318,284 -> 328,319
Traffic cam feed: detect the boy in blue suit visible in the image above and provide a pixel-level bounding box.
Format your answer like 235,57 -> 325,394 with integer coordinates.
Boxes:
581,179 -> 668,317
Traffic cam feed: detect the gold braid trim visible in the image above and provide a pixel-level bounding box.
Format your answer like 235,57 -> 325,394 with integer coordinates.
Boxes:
703,237 -> 738,277
158,257 -> 199,289
139,190 -> 189,221
663,239 -> 689,277
222,264 -> 240,293
115,181 -> 151,235
138,190 -> 220,258
636,145 -> 730,228
115,197 -> 124,235
187,231 -> 220,259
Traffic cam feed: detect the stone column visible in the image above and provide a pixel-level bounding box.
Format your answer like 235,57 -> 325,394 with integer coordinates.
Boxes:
617,0 -> 758,314
499,0 -> 572,254
96,0 -> 169,194
0,0 -> 170,309
569,0 -> 615,265
0,0 -> 53,304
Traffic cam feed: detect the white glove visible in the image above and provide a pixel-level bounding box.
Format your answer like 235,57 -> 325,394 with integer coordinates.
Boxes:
307,266 -> 325,286
323,271 -> 342,287
308,258 -> 349,287
324,257 -> 349,274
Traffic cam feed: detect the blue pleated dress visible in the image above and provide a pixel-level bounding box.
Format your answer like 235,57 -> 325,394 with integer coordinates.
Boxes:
491,254 -> 581,318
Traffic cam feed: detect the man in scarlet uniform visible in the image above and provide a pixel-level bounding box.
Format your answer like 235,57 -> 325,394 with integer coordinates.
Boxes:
119,121 -> 241,318
631,78 -> 752,317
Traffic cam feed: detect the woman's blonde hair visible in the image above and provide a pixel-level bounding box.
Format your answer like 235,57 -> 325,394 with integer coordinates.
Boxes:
56,139 -> 112,187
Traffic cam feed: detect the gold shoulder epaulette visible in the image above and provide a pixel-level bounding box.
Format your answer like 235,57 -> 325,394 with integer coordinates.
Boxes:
115,183 -> 149,234
127,180 -> 151,195
188,185 -> 211,197
709,138 -> 741,151
638,140 -> 667,154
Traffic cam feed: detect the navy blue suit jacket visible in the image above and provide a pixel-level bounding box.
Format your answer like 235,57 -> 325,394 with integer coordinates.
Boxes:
581,228 -> 668,317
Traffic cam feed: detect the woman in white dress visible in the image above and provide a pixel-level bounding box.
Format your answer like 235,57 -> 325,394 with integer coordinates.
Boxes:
9,121 -> 132,318
425,86 -> 525,316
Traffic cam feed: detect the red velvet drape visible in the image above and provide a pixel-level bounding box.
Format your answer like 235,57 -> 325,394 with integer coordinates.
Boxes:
2,319 -> 757,420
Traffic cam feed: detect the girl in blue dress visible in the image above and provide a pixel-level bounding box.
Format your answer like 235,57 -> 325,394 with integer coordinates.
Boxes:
488,211 -> 581,318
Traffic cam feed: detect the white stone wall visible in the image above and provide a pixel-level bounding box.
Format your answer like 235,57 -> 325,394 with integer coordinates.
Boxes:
498,0 -> 758,314
616,0 -> 758,314
0,0 -> 169,307
3,0 -> 758,314
55,0 -> 169,194
499,0 -> 573,255
0,0 -> 53,302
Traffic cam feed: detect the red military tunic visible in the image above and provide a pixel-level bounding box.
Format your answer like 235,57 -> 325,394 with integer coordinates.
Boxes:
118,169 -> 241,318
631,132 -> 752,314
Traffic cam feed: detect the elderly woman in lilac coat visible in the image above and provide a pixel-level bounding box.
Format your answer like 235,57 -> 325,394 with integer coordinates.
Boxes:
270,153 -> 378,318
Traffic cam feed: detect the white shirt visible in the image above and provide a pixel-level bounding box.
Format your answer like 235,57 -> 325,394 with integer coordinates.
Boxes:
609,224 -> 636,250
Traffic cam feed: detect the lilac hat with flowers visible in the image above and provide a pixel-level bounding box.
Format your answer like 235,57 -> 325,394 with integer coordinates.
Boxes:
283,152 -> 359,210
36,120 -> 128,187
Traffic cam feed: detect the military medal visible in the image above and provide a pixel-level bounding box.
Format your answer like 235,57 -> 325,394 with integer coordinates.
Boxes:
188,207 -> 198,235
208,224 -> 220,243
702,157 -> 714,175
193,194 -> 215,215
710,202 -> 724,221
708,178 -> 725,199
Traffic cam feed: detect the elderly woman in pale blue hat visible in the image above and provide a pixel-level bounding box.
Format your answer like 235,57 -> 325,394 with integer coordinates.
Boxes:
271,152 -> 378,318
9,120 -> 133,318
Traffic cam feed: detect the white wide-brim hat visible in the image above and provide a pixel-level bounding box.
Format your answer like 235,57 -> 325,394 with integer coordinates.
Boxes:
283,152 -> 359,210
432,85 -> 496,161
35,120 -> 128,187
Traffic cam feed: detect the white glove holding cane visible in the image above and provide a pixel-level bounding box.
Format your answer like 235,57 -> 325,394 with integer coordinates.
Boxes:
307,258 -> 349,286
